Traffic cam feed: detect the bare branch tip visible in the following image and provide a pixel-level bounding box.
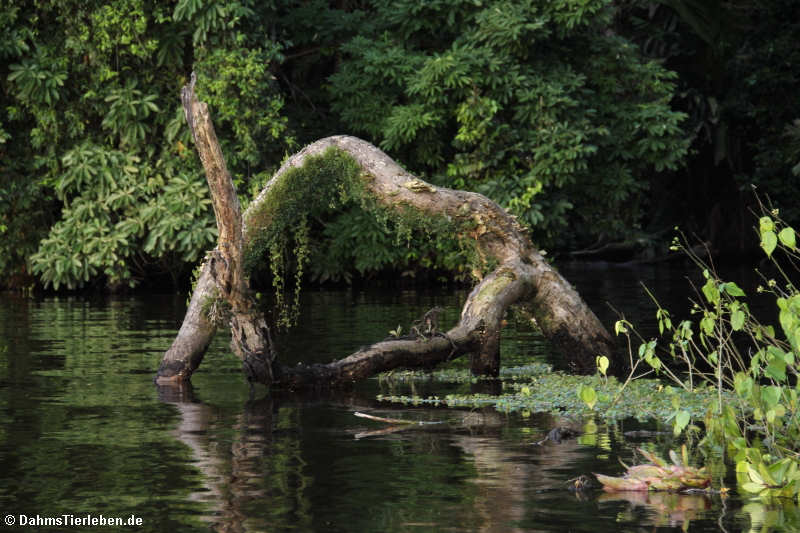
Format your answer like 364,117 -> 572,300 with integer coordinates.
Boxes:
182,71 -> 198,142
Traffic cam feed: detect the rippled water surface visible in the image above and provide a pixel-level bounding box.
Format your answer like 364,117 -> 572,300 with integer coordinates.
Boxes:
0,264 -> 789,532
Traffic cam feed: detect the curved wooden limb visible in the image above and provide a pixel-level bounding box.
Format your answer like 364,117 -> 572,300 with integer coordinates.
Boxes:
245,136 -> 615,381
264,267 -> 522,388
157,76 -> 615,388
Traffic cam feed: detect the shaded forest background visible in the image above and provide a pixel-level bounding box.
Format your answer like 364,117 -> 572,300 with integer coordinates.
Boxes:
1,0 -> 798,291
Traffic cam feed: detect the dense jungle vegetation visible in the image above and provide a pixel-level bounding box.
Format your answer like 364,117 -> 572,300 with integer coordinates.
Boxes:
1,0 -> 799,291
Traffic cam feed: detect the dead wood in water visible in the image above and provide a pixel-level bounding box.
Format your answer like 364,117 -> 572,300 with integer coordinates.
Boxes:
156,74 -> 616,388
157,73 -> 276,385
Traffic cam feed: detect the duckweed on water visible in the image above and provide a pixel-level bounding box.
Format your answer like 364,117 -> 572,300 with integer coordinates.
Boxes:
376,367 -> 731,423
377,363 -> 552,384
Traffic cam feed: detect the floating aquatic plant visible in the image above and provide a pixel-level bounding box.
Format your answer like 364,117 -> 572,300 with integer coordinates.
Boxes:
377,363 -> 552,384
377,367 -> 728,423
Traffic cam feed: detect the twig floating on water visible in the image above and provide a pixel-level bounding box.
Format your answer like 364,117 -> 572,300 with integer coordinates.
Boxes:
354,411 -> 443,425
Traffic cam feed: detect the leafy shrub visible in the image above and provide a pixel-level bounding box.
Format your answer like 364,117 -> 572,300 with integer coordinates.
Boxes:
600,201 -> 800,501
329,0 -> 690,248
1,0 -> 289,289
31,143 -> 216,289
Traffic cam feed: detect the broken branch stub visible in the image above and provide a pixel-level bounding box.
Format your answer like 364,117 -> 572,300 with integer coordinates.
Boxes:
156,76 -> 616,387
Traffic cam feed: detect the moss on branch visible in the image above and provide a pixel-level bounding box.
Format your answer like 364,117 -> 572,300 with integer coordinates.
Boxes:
241,146 -> 498,329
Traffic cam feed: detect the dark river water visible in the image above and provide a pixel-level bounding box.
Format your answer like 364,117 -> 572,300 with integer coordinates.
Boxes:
0,262 -> 793,532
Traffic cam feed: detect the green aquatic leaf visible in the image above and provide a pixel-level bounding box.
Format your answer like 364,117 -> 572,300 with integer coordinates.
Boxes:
669,449 -> 683,467
596,355 -> 609,376
765,356 -> 787,381
734,373 -> 754,398
723,282 -> 747,297
701,279 -> 720,305
578,384 -> 597,410
673,411 -> 690,436
731,309 -> 746,331
761,386 -> 782,409
758,462 -> 779,487
741,482 -> 766,494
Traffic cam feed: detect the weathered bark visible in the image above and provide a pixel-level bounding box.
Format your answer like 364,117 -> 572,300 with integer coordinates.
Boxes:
251,135 -> 614,382
157,75 -> 615,387
156,74 -> 276,385
156,260 -> 217,382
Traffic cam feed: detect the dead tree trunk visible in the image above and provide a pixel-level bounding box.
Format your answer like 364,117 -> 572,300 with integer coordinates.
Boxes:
156,75 -> 615,387
157,74 -> 276,385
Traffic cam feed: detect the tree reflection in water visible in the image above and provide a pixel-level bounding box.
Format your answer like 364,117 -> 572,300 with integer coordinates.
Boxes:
158,385 -> 312,532
159,385 -> 736,532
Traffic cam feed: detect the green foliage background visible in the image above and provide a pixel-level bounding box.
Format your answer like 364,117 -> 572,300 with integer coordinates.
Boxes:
1,0 -> 798,290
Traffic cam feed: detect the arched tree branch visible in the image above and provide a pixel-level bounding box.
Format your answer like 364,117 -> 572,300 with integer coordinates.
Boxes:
156,76 -> 615,387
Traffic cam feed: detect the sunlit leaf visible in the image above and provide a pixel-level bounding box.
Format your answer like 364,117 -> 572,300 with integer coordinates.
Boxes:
741,482 -> 765,494
761,386 -> 782,408
578,384 -> 597,410
673,410 -> 690,436
596,355 -> 609,376
778,227 -> 796,250
761,230 -> 777,257
702,279 -> 720,304
731,309 -> 745,331
724,282 -> 746,297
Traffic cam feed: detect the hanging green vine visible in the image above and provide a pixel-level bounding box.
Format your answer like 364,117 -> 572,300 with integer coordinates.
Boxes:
243,146 -> 492,330
244,147 -> 365,328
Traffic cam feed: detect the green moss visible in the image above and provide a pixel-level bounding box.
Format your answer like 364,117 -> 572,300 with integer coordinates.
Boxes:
242,146 -> 502,329
472,268 -> 516,305
243,147 -> 364,328
374,202 -> 488,277
244,147 -> 365,269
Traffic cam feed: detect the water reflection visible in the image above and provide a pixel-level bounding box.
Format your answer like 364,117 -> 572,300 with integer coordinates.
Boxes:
0,270 -> 792,532
158,381 -> 737,533
451,429 -> 533,533
740,501 -> 800,533
159,384 -> 313,532
597,491 -> 716,530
